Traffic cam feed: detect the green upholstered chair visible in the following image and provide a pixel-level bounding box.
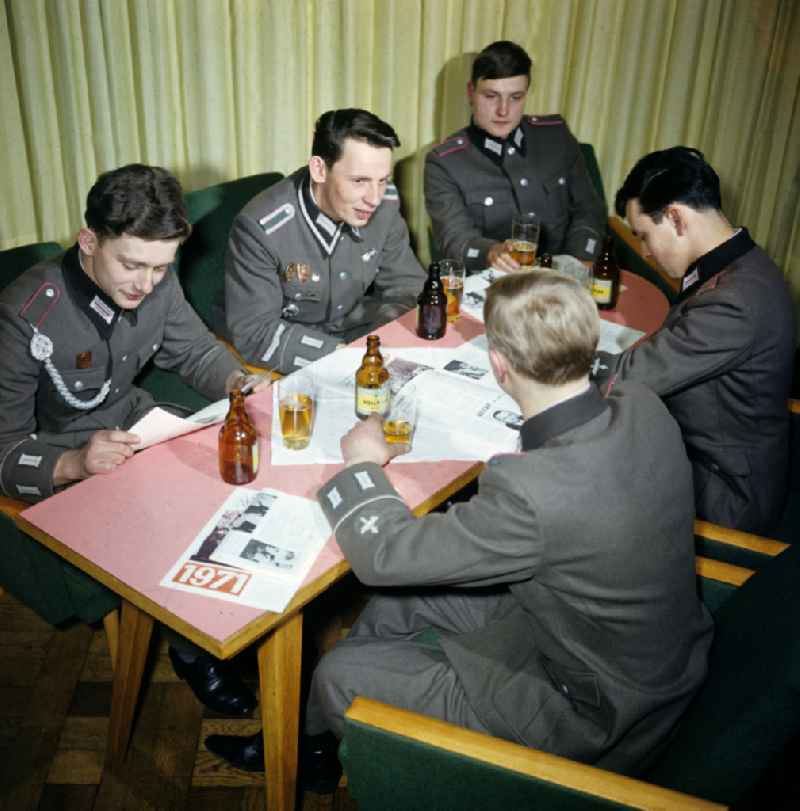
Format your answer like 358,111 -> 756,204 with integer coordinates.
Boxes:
135,171 -> 282,410
341,548 -> 800,810
0,240 -> 63,287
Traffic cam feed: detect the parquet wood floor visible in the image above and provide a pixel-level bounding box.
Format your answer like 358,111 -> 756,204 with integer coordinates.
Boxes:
0,591 -> 357,811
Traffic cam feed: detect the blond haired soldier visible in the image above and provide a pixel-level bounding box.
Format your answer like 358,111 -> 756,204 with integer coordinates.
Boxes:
207,272 -> 712,789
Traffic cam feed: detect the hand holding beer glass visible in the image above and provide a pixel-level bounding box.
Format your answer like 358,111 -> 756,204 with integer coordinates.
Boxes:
382,392 -> 418,453
510,212 -> 539,267
439,259 -> 465,322
278,373 -> 315,450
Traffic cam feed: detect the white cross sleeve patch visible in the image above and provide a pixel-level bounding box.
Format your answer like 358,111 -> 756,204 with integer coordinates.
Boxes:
359,515 -> 380,534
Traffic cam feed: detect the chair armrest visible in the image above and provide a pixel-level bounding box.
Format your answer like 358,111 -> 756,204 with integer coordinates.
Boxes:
694,520 -> 788,558
0,496 -> 26,520
219,338 -> 282,379
608,216 -> 680,294
345,697 -> 726,810
695,554 -> 753,587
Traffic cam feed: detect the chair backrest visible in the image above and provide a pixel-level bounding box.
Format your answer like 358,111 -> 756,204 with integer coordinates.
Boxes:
0,241 -> 63,289
134,171 -> 281,409
176,171 -> 283,326
578,143 -> 606,202
646,543 -> 800,804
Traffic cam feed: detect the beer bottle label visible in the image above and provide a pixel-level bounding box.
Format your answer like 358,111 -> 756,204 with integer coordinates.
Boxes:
591,278 -> 613,304
356,384 -> 390,416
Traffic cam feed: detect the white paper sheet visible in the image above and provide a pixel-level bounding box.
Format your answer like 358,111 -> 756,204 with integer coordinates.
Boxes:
597,320 -> 645,354
160,487 -> 330,612
129,398 -> 229,449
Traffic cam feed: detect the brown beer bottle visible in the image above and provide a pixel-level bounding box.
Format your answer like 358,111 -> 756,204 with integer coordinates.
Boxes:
218,389 -> 259,484
416,262 -> 447,340
355,335 -> 390,420
591,234 -> 620,310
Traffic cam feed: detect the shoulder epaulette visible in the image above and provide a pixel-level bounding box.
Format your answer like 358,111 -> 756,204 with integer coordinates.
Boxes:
528,114 -> 565,127
258,202 -> 295,236
431,134 -> 469,158
19,282 -> 61,328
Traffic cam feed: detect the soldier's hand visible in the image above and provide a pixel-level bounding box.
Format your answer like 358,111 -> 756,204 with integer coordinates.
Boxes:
54,430 -> 140,485
487,241 -> 521,273
341,414 -> 407,467
226,369 -> 272,395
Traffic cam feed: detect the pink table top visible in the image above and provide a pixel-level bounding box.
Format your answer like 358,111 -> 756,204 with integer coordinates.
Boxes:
20,273 -> 667,647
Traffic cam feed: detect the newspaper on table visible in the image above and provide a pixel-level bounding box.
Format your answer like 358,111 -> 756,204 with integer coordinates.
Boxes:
271,341 -> 521,466
129,397 -> 230,450
462,267 -> 645,352
160,487 -> 331,611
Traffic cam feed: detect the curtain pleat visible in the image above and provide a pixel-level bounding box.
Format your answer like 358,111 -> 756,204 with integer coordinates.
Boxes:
1,0 -> 798,315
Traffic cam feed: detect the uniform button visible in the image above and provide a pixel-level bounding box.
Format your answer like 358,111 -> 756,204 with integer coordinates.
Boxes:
311,273 -> 320,282
339,271 -> 349,280
74,380 -> 84,391
121,354 -> 128,362
710,463 -> 720,473
561,683 -> 570,696
457,138 -> 464,145
520,178 -> 529,187
558,176 -> 566,185
46,288 -> 55,298
508,147 -> 516,155
484,196 -> 494,206
336,304 -> 344,311
152,344 -> 159,351
114,387 -> 120,394
294,292 -> 302,300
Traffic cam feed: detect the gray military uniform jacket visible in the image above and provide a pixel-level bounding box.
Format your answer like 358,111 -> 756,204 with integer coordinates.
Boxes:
221,168 -> 425,374
0,246 -> 241,502
318,384 -> 712,772
424,116 -> 607,272
593,229 -> 795,534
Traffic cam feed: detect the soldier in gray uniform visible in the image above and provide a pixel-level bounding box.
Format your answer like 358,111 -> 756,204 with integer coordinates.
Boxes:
0,164 -> 264,716
206,272 -> 711,784
220,108 -> 426,374
592,147 -> 795,534
425,41 -> 607,273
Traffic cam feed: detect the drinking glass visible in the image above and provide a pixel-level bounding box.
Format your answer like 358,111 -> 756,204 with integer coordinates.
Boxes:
278,373 -> 316,450
439,259 -> 466,322
382,392 -> 418,452
510,212 -> 540,266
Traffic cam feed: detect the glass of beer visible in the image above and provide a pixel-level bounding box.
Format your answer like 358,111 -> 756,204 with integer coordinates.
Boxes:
278,373 -> 315,450
382,392 -> 417,452
439,259 -> 465,322
510,212 -> 540,267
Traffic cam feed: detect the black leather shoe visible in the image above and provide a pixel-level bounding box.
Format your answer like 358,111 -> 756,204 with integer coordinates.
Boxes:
204,730 -> 342,792
168,647 -> 256,717
301,732 -> 342,794
205,731 -> 264,771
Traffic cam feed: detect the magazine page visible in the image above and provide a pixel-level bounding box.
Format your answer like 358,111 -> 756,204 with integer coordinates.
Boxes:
160,487 -> 331,612
129,397 -> 229,450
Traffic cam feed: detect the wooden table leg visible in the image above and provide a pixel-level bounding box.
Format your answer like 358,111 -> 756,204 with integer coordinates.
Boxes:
106,598 -> 154,766
258,611 -> 303,811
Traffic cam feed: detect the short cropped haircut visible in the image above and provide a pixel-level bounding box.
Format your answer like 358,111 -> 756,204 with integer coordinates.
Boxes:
85,164 -> 191,242
471,41 -> 532,85
484,271 -> 598,384
311,108 -> 400,168
615,146 -> 722,222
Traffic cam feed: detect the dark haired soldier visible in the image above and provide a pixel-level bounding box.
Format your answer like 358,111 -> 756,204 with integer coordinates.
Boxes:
425,40 -> 606,273
220,108 -> 425,373
593,146 -> 795,533
0,163 -> 266,716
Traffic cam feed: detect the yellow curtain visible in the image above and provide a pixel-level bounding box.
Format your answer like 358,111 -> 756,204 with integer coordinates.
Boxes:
2,0 -> 798,317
